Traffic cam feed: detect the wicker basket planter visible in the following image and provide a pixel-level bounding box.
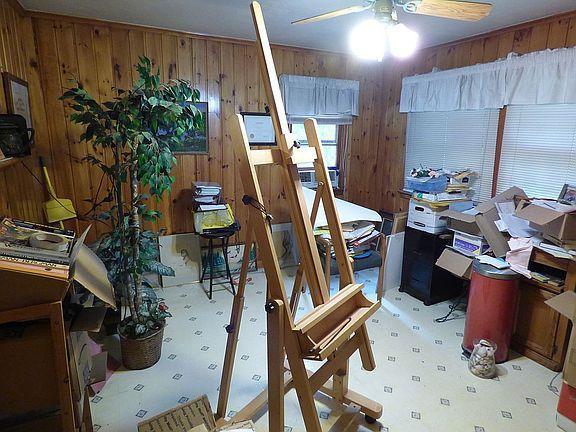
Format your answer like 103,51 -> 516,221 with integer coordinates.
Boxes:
118,322 -> 165,370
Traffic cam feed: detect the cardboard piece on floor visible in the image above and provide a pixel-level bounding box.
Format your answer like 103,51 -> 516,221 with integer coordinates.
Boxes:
436,248 -> 474,280
137,395 -> 216,432
545,291 -> 576,387
217,421 -> 256,431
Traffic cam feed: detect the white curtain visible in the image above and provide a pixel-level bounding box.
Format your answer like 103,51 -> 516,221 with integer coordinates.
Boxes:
400,46 -> 576,113
279,74 -> 360,124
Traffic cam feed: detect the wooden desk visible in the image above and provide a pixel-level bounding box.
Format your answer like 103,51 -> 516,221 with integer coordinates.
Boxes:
0,301 -> 76,432
512,249 -> 576,371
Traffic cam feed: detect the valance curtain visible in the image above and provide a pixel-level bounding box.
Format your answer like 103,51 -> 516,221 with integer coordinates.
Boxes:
279,74 -> 360,124
400,46 -> 576,113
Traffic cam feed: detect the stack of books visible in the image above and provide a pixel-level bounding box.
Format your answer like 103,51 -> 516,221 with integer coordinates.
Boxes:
193,181 -> 222,204
317,221 -> 379,258
0,217 -> 76,277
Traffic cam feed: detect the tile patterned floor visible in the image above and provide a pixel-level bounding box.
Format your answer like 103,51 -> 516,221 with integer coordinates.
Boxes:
91,267 -> 563,431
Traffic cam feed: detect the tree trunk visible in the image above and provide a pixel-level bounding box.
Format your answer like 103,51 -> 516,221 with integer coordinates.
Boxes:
113,139 -> 136,320
129,145 -> 143,323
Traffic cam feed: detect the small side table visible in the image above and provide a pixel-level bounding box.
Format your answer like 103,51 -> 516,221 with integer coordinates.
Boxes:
199,224 -> 240,299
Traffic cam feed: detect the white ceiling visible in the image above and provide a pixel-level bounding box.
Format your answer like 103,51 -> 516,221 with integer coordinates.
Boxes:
19,0 -> 576,53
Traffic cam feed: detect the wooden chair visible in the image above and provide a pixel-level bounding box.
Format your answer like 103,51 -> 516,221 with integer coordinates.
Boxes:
214,3 -> 383,431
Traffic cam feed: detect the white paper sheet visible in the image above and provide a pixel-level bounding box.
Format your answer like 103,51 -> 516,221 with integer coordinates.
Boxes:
302,187 -> 382,228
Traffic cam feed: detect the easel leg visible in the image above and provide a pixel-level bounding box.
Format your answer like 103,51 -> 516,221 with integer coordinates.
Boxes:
266,300 -> 285,432
285,332 -> 322,432
216,227 -> 254,420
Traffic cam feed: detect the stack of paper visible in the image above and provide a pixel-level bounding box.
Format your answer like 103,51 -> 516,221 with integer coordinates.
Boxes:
193,181 -> 222,204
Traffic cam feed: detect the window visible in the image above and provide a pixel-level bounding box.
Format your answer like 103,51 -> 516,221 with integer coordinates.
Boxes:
497,104 -> 576,198
291,123 -> 338,168
405,110 -> 499,202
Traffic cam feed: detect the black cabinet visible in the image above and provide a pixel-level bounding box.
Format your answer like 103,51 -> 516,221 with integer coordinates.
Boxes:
401,227 -> 464,305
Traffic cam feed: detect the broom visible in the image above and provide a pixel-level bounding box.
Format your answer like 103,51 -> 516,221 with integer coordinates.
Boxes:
39,157 -> 76,229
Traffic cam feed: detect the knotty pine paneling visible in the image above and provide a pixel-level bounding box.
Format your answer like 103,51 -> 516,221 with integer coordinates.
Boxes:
0,1 -> 46,225
2,5 -> 576,242
24,14 -> 385,242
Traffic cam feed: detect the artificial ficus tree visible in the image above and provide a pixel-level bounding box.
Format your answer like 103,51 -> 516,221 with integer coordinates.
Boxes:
62,57 -> 204,338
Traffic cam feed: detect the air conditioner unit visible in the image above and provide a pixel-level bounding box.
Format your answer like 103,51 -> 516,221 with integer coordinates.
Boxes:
299,168 -> 339,189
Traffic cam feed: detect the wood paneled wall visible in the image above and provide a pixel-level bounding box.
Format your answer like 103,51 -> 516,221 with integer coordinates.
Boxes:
352,10 -> 576,214
2,9 -> 385,241
0,1 -> 46,224
2,2 -> 576,241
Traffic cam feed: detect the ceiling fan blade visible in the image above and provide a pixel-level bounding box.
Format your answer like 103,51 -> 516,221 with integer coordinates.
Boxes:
410,0 -> 492,21
292,4 -> 373,25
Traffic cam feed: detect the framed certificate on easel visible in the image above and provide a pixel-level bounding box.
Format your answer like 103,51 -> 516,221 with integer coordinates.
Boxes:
241,112 -> 276,146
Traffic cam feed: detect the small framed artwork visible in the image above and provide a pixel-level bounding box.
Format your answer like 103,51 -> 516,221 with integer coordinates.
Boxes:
171,101 -> 209,154
241,112 -> 276,146
2,72 -> 32,127
558,183 -> 576,205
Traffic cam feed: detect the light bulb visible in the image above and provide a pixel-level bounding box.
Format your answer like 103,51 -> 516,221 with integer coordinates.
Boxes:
388,23 -> 419,58
349,19 -> 387,61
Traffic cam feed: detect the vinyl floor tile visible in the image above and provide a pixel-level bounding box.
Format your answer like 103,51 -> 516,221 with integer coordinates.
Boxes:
91,267 -> 562,432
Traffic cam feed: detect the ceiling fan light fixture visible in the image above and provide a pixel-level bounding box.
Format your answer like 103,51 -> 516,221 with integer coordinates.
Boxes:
388,23 -> 419,58
349,19 -> 387,61
349,19 -> 419,61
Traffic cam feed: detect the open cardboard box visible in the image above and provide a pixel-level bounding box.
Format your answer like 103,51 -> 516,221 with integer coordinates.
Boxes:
546,291 -> 576,388
440,186 -> 526,259
0,227 -> 115,311
436,187 -> 527,279
516,200 -> 576,243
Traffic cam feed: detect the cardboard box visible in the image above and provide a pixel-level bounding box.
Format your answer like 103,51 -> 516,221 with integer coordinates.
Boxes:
545,291 -> 576,388
441,187 -> 527,257
408,200 -> 447,234
67,306 -> 108,427
453,231 -> 489,257
516,200 -> 576,243
436,248 -> 474,280
0,228 -> 115,312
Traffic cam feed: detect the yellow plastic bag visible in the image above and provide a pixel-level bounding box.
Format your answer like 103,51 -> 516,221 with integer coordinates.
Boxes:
194,204 -> 235,233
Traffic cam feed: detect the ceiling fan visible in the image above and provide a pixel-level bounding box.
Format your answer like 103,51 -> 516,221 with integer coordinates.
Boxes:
292,0 -> 493,25
292,0 -> 492,60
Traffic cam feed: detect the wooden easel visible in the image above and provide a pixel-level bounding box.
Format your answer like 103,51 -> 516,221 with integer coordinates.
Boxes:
215,3 -> 383,431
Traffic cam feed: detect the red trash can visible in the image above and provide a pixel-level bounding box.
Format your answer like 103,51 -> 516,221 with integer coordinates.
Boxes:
463,260 -> 520,363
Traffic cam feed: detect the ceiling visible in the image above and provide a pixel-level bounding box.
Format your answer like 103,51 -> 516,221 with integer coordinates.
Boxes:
19,0 -> 576,53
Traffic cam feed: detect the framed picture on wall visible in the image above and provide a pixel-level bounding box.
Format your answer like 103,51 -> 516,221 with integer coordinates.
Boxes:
2,72 -> 31,128
170,101 -> 209,154
559,183 -> 576,205
241,111 -> 276,146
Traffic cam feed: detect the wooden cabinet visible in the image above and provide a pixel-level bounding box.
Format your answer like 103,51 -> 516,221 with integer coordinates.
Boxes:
511,250 -> 575,371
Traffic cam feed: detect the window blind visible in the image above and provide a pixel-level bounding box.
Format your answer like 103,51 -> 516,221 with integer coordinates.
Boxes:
405,110 -> 499,202
497,104 -> 576,199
